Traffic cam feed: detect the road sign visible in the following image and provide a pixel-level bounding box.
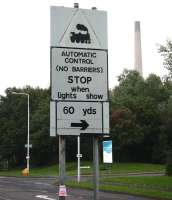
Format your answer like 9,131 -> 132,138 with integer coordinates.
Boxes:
51,6 -> 107,49
76,154 -> 83,158
50,101 -> 56,137
25,144 -> 32,148
50,6 -> 109,135
103,140 -> 113,163
56,101 -> 109,135
51,47 -> 108,101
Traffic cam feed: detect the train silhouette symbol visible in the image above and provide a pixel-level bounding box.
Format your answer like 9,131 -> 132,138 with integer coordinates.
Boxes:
70,24 -> 91,44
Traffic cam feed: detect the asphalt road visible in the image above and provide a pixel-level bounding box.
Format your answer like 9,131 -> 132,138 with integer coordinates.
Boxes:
0,176 -> 154,200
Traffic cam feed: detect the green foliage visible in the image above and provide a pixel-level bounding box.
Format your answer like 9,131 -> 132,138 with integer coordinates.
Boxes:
110,69 -> 171,163
0,86 -> 57,167
166,148 -> 172,176
166,163 -> 172,176
159,40 -> 172,76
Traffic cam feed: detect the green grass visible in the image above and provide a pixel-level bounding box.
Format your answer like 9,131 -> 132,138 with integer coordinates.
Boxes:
29,165 -> 59,176
101,176 -> 172,190
65,162 -> 165,176
0,162 -> 164,177
99,163 -> 164,174
67,176 -> 172,200
0,168 -> 22,176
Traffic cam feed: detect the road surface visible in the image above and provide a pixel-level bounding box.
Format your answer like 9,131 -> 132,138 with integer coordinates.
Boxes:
0,176 -> 154,200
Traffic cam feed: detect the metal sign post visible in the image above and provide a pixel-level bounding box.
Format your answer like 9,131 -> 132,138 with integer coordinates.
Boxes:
93,136 -> 99,200
59,135 -> 66,199
77,136 -> 81,183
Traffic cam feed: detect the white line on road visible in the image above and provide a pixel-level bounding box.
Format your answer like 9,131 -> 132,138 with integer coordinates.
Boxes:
36,195 -> 56,200
35,182 -> 51,186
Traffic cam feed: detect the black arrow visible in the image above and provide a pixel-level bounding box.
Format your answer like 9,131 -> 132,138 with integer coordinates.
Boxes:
71,120 -> 89,130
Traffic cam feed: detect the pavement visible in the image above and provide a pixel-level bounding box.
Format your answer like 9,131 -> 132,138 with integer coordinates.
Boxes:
0,176 -> 155,200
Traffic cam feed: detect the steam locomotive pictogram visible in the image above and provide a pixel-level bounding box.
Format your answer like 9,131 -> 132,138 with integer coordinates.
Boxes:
70,24 -> 91,44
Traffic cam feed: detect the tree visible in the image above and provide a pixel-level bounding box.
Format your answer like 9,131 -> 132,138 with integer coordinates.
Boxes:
110,108 -> 140,162
159,39 -> 172,76
0,86 -> 58,167
159,95 -> 172,175
0,88 -> 27,166
110,70 -> 170,163
159,39 -> 172,173
30,93 -> 58,166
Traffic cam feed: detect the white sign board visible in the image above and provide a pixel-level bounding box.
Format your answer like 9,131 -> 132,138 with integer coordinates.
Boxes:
50,101 -> 56,137
51,47 -> 108,101
25,144 -> 32,148
50,6 -> 109,136
50,6 -> 107,49
56,101 -> 109,135
103,140 -> 113,163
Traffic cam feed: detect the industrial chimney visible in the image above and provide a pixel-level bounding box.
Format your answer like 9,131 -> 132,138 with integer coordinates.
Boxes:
134,21 -> 143,76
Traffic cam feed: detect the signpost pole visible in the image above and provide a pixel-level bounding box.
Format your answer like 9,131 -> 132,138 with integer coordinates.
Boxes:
77,136 -> 81,183
11,92 -> 30,173
93,136 -> 99,200
59,135 -> 66,199
27,94 -> 30,172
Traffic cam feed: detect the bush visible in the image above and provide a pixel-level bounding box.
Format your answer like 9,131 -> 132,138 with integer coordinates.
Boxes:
166,149 -> 172,176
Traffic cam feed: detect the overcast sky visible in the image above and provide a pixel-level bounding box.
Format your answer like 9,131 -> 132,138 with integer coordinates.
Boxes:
0,0 -> 171,96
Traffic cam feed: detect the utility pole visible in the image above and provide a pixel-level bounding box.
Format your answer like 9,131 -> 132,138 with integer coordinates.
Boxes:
11,92 -> 30,172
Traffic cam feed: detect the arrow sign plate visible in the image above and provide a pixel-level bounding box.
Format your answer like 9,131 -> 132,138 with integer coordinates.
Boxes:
56,101 -> 109,135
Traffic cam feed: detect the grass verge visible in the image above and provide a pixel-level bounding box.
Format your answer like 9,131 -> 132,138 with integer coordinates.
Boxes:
67,176 -> 172,200
0,162 -> 164,177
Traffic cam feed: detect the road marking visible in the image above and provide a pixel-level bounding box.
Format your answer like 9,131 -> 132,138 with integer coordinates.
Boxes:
35,182 -> 51,186
36,195 -> 56,200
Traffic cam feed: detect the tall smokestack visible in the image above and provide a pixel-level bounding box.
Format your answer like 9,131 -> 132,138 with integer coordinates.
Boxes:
134,21 -> 143,76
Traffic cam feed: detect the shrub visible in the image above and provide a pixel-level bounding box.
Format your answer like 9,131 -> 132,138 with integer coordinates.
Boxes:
166,149 -> 172,176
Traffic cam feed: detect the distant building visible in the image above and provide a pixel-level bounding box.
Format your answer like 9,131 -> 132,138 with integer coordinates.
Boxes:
134,21 -> 143,76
